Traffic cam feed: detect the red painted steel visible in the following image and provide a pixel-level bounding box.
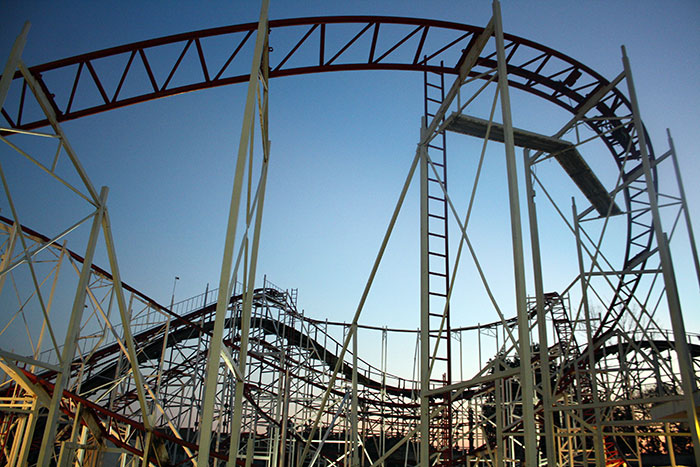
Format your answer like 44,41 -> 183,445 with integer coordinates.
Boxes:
2,16 -> 622,134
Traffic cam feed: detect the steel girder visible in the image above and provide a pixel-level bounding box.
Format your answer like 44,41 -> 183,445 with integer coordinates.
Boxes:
0,14 -> 658,343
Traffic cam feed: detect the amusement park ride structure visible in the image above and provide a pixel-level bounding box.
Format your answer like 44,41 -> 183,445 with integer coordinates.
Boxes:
0,1 -> 699,466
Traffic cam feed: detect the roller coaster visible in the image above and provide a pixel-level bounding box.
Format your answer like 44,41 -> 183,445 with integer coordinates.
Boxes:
0,2 -> 699,466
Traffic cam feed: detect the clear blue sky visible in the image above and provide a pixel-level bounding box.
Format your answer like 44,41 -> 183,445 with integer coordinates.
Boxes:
2,1 -> 699,375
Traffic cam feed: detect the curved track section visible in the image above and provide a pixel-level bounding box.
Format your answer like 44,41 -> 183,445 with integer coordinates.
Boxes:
1,16 -> 657,333
2,15 -> 689,467
0,16 -> 634,130
2,215 -> 697,465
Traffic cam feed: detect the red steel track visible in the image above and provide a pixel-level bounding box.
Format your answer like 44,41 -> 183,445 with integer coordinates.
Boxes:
0,16 -> 658,335
0,16 -> 669,464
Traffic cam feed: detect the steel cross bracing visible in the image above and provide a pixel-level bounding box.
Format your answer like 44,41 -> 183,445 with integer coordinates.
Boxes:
0,16 -> 641,132
2,6 -> 700,467
0,15 -> 659,337
0,223 -> 429,464
0,212 -> 698,465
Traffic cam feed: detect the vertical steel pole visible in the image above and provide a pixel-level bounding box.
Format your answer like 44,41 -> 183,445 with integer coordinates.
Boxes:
667,129 -> 700,290
76,425 -> 89,466
197,1 -> 269,464
7,416 -> 26,467
571,199 -> 605,467
101,204 -> 155,465
58,403 -> 83,466
352,322 -> 359,467
36,187 -> 109,467
523,149 -> 556,466
492,1 -> 537,463
279,363 -> 290,467
494,378 -> 504,467
380,328 -> 387,466
419,119 -> 431,467
664,423 -> 677,467
17,400 -> 39,467
270,357 -> 282,467
229,36 -> 270,466
622,47 -> 700,465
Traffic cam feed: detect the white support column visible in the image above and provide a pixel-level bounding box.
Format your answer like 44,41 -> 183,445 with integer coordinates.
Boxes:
228,139 -> 271,464
622,46 -> 700,465
667,129 -> 700,291
419,119 -> 431,467
228,25 -> 270,467
571,199 -> 605,467
36,186 -> 109,467
492,1 -> 538,464
524,149 -> 556,466
8,416 -> 27,467
17,399 -> 39,467
101,204 -> 155,464
196,0 -> 269,464
351,322 -> 359,467
494,378 -> 504,467
279,361 -> 290,467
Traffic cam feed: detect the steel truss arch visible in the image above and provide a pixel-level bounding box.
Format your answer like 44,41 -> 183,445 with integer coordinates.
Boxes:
4,14 -> 688,465
1,15 -> 657,332
0,15 -> 643,141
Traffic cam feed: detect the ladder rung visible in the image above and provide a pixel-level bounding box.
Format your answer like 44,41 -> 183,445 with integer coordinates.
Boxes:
431,356 -> 449,362
427,177 -> 442,183
429,291 -> 448,297
428,232 -> 446,239
427,195 -> 445,202
427,144 -> 444,151
429,271 -> 447,278
426,97 -> 442,104
429,252 -> 446,258
426,82 -> 442,89
428,213 -> 446,220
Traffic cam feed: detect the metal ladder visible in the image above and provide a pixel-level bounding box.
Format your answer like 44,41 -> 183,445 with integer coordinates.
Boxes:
423,61 -> 454,465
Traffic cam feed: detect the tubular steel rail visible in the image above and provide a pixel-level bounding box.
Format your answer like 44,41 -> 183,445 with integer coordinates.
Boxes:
0,16 -> 656,335
4,212 -> 696,464
1,15 -> 675,466
0,16 -> 643,135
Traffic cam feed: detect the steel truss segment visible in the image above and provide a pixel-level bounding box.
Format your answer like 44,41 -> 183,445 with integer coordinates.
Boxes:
0,16 -> 659,331
4,8 -> 699,467
0,16 -> 640,144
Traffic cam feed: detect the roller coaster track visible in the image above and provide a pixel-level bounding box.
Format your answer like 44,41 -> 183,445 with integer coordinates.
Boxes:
0,214 -> 510,404
0,215 -> 414,399
0,15 -> 658,342
2,212 -> 697,464
0,15 -> 678,465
